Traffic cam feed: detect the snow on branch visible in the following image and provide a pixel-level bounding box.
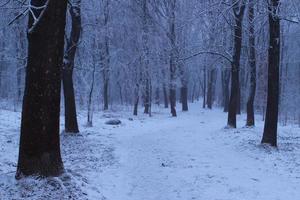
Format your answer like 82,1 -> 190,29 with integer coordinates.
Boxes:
179,51 -> 233,64
28,0 -> 49,33
8,0 -> 49,32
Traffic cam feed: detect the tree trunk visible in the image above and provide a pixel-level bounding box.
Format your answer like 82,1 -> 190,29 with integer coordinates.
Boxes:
207,68 -> 216,109
202,67 -> 207,108
222,69 -> 230,112
246,0 -> 257,127
155,87 -> 160,106
261,0 -> 280,147
169,88 -> 177,117
237,84 -> 241,114
103,77 -> 109,110
62,0 -> 81,133
169,0 -> 177,117
143,83 -> 150,114
191,83 -> 196,103
16,41 -> 25,103
16,0 -> 67,178
87,64 -> 96,127
142,0 -> 151,115
102,0 -> 110,111
180,65 -> 188,111
133,95 -> 139,116
181,86 -> 188,111
117,82 -> 123,105
0,60 -> 2,98
163,84 -> 169,108
227,2 -> 246,128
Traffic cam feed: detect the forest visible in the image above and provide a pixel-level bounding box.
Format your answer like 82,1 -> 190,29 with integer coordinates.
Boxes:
0,0 -> 300,199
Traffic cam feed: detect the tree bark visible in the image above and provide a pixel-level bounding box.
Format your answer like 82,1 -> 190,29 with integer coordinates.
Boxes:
143,81 -> 150,114
227,1 -> 246,128
142,0 -> 151,115
207,68 -> 216,109
169,88 -> 177,116
169,0 -> 177,117
202,67 -> 207,109
261,0 -> 280,147
16,0 -> 67,178
180,65 -> 188,111
155,87 -> 160,106
102,0 -> 110,111
222,69 -> 230,112
133,95 -> 139,116
87,64 -> 96,127
246,0 -> 257,127
163,84 -> 169,108
62,0 -> 81,133
180,86 -> 188,111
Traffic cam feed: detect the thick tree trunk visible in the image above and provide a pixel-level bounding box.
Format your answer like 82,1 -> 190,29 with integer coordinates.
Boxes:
62,0 -> 81,133
16,0 -> 67,178
63,70 -> 79,132
227,2 -> 246,128
261,0 -> 280,147
246,0 -> 257,127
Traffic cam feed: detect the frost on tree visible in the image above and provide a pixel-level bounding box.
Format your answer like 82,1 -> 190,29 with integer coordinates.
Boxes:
16,0 -> 68,178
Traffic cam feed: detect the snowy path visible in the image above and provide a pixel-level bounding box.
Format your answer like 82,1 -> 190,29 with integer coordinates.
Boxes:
1,104 -> 300,199
97,106 -> 300,200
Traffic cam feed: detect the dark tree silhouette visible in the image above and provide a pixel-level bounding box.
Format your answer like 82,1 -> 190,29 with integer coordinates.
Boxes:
101,0 -> 110,111
227,0 -> 246,128
169,0 -> 177,117
246,0 -> 257,127
261,0 -> 281,147
62,0 -> 81,133
16,0 -> 68,178
222,69 -> 230,112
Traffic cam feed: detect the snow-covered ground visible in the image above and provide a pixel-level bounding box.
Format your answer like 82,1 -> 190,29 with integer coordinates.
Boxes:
1,103 -> 300,200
